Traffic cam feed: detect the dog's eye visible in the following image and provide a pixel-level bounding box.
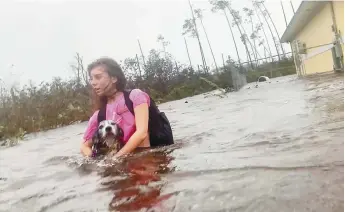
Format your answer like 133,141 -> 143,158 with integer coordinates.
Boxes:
99,125 -> 104,129
111,122 -> 116,125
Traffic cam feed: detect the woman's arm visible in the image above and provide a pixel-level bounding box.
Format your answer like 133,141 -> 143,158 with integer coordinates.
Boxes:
80,111 -> 98,157
80,140 -> 93,156
115,103 -> 149,157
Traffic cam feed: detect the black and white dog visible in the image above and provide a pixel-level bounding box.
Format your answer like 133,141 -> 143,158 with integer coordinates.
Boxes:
91,120 -> 123,158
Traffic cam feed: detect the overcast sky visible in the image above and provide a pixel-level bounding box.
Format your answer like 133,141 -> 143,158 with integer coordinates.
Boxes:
0,0 -> 302,89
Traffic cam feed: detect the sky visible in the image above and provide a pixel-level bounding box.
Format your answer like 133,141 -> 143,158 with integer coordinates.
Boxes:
0,0 -> 302,89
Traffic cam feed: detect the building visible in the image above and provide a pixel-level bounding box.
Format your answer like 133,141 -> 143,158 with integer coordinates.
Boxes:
280,1 -> 344,76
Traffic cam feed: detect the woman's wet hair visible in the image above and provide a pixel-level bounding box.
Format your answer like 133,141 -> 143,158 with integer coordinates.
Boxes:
87,57 -> 127,112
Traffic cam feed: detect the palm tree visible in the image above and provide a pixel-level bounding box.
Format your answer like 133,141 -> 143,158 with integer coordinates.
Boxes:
243,7 -> 260,65
209,0 -> 242,67
224,1 -> 254,68
184,37 -> 193,68
257,0 -> 286,58
252,1 -> 275,61
194,8 -> 219,73
183,0 -> 208,73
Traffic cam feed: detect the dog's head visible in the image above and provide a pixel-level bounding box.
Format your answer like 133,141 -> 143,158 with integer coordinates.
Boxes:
92,120 -> 123,152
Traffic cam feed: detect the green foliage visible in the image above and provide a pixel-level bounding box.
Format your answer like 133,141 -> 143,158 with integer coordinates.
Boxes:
245,58 -> 296,82
0,0 -> 298,144
0,49 -> 296,143
0,77 -> 91,143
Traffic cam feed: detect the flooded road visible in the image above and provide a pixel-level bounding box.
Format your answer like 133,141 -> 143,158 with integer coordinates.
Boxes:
0,73 -> 343,212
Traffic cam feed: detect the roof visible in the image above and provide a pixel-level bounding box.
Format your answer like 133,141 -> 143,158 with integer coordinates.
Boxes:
280,1 -> 328,43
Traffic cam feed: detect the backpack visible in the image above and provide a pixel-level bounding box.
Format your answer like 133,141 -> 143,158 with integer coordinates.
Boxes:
97,89 -> 174,147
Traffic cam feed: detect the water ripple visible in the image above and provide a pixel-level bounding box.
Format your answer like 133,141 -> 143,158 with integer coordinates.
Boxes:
0,74 -> 343,212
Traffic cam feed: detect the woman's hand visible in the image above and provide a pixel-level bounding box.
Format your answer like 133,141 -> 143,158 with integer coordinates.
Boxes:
115,103 -> 149,157
80,140 -> 93,157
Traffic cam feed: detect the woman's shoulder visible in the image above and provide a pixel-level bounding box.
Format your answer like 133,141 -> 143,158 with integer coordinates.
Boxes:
128,88 -> 148,95
127,88 -> 150,107
89,110 -> 100,122
128,88 -> 149,98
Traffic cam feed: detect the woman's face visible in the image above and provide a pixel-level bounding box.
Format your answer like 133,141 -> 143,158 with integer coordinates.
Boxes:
89,65 -> 117,96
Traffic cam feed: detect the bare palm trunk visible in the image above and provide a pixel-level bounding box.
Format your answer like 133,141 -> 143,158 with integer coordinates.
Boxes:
280,0 -> 293,57
242,23 -> 262,65
280,1 -> 288,27
264,46 -> 270,63
184,37 -> 193,68
222,53 -> 226,69
261,2 -> 286,58
188,0 -> 208,73
252,4 -> 274,62
263,46 -> 267,63
236,8 -> 262,66
223,10 -> 241,66
225,6 -> 254,69
137,39 -> 148,79
137,39 -> 146,67
135,54 -> 142,78
290,1 -> 295,14
199,18 -> 219,73
239,22 -> 260,66
253,1 -> 281,61
249,15 -> 258,64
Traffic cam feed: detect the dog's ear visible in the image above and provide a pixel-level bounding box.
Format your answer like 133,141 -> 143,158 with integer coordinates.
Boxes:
92,131 -> 100,144
117,127 -> 124,138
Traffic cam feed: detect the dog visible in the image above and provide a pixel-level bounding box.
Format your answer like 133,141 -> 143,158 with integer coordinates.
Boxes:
91,120 -> 124,158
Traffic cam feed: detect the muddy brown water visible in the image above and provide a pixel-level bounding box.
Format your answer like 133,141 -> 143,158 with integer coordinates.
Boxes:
0,73 -> 343,212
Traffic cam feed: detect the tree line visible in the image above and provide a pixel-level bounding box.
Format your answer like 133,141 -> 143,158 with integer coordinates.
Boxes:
180,0 -> 294,71
0,0 -> 297,143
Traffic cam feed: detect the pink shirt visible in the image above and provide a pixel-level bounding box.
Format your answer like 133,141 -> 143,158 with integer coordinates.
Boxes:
83,89 -> 151,144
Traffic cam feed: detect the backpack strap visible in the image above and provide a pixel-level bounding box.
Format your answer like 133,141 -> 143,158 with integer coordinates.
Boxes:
123,90 -> 134,115
97,104 -> 107,123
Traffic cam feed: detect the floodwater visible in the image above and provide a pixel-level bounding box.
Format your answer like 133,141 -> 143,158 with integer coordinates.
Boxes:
0,73 -> 343,212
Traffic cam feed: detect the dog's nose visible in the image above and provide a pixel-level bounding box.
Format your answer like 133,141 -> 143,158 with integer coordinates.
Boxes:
105,126 -> 112,132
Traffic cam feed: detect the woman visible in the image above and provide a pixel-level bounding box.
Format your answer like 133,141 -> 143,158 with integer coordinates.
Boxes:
80,57 -> 151,158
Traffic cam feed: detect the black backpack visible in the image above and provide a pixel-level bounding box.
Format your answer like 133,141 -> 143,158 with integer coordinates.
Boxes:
97,89 -> 174,147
